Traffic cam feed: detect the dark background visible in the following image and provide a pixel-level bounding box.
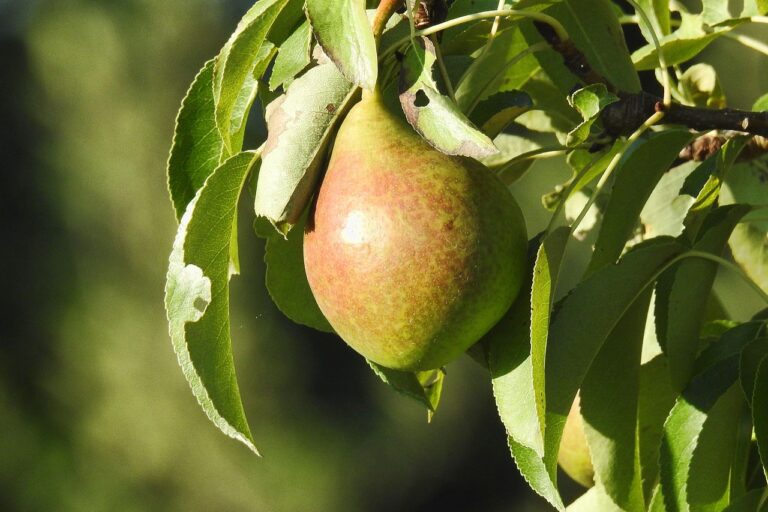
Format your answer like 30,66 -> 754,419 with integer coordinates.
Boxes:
1,1 -> 765,511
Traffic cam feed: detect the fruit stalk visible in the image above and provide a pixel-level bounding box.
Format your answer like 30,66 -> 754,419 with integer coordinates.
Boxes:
372,0 -> 404,45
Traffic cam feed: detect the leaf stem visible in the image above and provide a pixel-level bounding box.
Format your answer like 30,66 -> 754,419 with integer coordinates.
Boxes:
379,9 -> 569,61
373,0 -> 404,47
685,250 -> 768,305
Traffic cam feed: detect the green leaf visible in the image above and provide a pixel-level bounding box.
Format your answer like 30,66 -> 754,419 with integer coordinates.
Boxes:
306,0 -> 377,90
581,292 -> 650,511
634,0 -> 671,44
367,362 -> 445,415
740,337 -> 768,403
721,162 -> 768,294
489,229 -> 569,456
165,151 -> 260,453
658,370 -> 744,512
565,84 -> 619,147
264,210 -> 333,333
469,91 -> 533,139
254,63 -> 356,235
567,486 -> 623,511
487,229 -> 569,511
167,59 -> 225,221
632,12 -> 740,70
544,238 -> 686,484
509,438 -> 565,511
655,205 -> 751,391
545,0 -> 641,92
454,26 -> 539,114
680,63 -> 726,109
640,161 -> 699,239
399,37 -> 498,159
269,20 -> 312,91
656,322 -> 759,511
687,385 -> 744,511
586,129 -> 693,275
702,0 -> 768,25
638,355 -> 678,501
214,0 -> 289,154
754,355 -> 768,480
722,488 -> 768,511
683,138 -> 748,240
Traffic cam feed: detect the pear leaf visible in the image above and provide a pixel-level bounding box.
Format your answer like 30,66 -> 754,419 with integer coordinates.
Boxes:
586,129 -> 692,275
565,84 -> 619,148
454,26 -> 539,114
469,91 -> 533,139
655,204 -> 751,391
165,151 -> 260,454
754,356 -> 768,480
269,19 -> 312,91
399,36 -> 498,159
721,161 -> 768,294
214,0 -> 288,154
581,291 -> 649,511
508,438 -> 565,511
254,63 -> 356,235
306,0 -> 378,90
632,12 -> 741,70
740,337 -> 768,403
566,486 -> 623,511
367,362 -> 445,415
264,210 -> 333,333
638,355 -> 678,501
545,0 -> 641,92
168,59 -> 225,221
543,238 -> 686,485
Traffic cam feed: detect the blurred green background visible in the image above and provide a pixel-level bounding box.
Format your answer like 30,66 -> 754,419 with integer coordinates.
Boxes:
1,1 -> 766,511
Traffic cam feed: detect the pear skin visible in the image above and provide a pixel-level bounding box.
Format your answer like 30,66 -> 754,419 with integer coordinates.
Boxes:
303,92 -> 527,371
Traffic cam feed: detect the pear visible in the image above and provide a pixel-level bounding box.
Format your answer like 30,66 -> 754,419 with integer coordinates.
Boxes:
303,92 -> 528,371
558,395 -> 595,488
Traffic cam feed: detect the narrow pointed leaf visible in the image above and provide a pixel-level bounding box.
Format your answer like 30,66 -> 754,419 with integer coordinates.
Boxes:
657,323 -> 759,511
544,238 -> 686,480
214,0 -> 289,153
167,59 -> 224,220
581,291 -> 650,511
545,0 -> 641,92
165,151 -> 260,453
254,63 -> 356,234
399,37 -> 498,159
567,486 -> 623,511
754,356 -> 768,479
587,129 -> 692,275
638,355 -> 678,501
655,204 -> 751,391
269,19 -> 312,91
740,337 -> 768,403
306,0 -> 377,90
264,210 -> 333,333
489,228 -> 569,456
509,438 -> 565,511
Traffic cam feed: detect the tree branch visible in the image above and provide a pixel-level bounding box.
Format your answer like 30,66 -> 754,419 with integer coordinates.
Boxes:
533,22 -> 768,163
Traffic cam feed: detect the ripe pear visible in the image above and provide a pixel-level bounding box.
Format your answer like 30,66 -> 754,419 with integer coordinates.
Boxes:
303,91 -> 528,371
558,395 -> 595,488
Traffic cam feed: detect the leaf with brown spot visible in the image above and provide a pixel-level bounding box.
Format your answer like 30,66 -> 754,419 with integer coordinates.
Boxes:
399,37 -> 498,159
254,63 -> 357,236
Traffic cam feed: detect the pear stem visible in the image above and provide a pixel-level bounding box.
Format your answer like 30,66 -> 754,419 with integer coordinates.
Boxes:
372,0 -> 404,47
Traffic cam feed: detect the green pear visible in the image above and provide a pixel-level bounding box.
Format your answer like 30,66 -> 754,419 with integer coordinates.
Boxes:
303,92 -> 528,371
558,395 -> 595,488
